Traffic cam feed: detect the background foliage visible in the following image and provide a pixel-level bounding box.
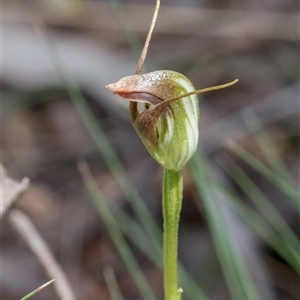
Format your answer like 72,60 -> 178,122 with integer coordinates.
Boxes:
2,0 -> 299,299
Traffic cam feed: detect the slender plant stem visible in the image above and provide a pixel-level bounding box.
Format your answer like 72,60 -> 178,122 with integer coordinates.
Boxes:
163,169 -> 183,300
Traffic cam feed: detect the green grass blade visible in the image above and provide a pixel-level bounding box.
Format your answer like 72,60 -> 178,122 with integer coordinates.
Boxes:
243,109 -> 297,185
221,156 -> 300,256
219,184 -> 300,273
189,152 -> 262,300
103,267 -> 124,300
112,203 -> 209,300
227,140 -> 299,208
108,0 -> 155,72
108,0 -> 142,61
21,279 -> 55,300
79,162 -> 156,300
115,203 -> 210,300
66,78 -> 161,244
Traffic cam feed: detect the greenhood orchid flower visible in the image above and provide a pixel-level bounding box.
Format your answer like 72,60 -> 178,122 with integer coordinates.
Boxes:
107,70 -> 199,171
107,71 -> 237,171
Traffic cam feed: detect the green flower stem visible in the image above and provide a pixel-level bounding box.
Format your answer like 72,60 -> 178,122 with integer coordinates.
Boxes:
163,168 -> 183,300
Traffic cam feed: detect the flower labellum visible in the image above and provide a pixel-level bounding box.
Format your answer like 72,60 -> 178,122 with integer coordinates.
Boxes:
106,70 -> 200,171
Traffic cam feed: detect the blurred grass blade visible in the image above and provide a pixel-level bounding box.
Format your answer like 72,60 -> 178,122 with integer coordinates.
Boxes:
79,162 -> 156,300
40,31 -> 162,247
243,109 -> 297,185
227,140 -> 299,208
103,267 -> 124,300
221,155 -> 300,256
189,152 -> 261,300
110,201 -> 209,300
67,79 -> 163,244
76,165 -> 209,300
220,184 -> 300,274
21,279 -> 55,300
109,0 -> 143,63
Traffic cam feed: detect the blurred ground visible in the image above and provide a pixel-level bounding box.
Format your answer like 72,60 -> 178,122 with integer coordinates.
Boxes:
1,0 -> 299,299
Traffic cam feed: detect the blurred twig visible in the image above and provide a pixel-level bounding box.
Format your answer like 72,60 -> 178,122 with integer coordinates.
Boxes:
0,164 -> 29,218
1,164 -> 76,299
9,210 -> 76,300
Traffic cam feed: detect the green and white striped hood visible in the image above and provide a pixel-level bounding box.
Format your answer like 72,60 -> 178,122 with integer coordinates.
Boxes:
107,70 -> 200,171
